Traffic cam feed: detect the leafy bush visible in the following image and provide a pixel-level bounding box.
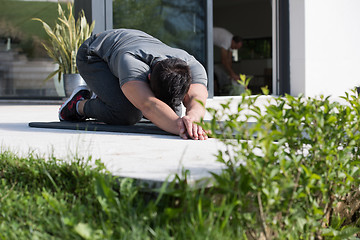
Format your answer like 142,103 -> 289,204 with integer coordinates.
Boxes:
199,75 -> 360,239
0,1 -> 66,58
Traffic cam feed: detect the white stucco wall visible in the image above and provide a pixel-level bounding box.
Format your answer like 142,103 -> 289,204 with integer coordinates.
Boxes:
289,0 -> 305,96
290,0 -> 360,97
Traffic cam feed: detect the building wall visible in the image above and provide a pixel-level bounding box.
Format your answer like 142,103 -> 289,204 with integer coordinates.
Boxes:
290,0 -> 360,97
289,0 -> 305,96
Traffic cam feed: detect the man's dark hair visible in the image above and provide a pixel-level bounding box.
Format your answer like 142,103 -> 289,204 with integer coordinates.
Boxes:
232,35 -> 243,43
150,58 -> 191,112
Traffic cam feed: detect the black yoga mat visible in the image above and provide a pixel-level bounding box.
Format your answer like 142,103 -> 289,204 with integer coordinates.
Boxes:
28,119 -> 173,136
29,120 -> 258,137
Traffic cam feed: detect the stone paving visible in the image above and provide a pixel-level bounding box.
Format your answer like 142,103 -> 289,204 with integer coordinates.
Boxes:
0,96 -> 272,184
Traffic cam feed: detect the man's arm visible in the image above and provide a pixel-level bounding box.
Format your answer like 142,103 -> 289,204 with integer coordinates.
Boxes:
221,48 -> 239,80
182,83 -> 208,140
121,80 -> 183,136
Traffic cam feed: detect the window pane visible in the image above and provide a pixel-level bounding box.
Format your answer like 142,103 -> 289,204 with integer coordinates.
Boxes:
237,37 -> 272,61
0,0 -> 65,98
113,0 -> 206,65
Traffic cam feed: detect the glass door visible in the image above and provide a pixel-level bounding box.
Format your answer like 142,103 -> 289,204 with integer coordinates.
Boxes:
113,0 -> 207,65
0,0 -> 66,99
213,0 -> 273,96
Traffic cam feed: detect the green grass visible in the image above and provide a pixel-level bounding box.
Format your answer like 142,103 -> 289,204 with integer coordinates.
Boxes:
0,0 -> 66,40
0,150 -> 237,239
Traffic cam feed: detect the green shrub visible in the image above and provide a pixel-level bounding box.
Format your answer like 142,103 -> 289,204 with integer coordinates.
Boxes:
0,1 -> 67,58
199,75 -> 360,239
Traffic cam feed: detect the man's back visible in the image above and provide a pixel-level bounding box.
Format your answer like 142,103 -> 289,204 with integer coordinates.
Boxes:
213,27 -> 233,50
86,28 -> 207,87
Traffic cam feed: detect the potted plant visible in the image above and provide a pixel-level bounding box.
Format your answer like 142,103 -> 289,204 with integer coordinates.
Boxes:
33,3 -> 94,97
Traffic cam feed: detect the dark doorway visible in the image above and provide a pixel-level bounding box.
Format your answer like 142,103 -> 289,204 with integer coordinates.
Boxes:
213,0 -> 273,96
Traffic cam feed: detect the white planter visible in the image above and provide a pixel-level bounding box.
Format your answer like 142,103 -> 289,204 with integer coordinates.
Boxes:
54,77 -> 65,97
63,73 -> 86,97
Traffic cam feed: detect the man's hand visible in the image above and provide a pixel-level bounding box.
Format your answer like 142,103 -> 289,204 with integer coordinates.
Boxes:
180,84 -> 208,140
177,116 -> 208,140
122,81 -> 208,139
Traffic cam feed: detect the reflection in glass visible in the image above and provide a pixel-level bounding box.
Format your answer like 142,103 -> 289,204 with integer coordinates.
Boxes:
0,1 -> 66,98
113,0 -> 206,65
237,37 -> 272,61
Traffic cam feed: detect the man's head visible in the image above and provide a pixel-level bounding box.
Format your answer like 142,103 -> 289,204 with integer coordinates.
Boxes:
149,58 -> 191,112
231,35 -> 243,50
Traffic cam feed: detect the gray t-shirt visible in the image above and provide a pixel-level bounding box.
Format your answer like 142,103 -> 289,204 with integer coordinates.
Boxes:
87,29 -> 208,87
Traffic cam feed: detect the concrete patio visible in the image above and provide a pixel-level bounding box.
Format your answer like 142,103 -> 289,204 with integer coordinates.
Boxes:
0,96 -> 272,185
